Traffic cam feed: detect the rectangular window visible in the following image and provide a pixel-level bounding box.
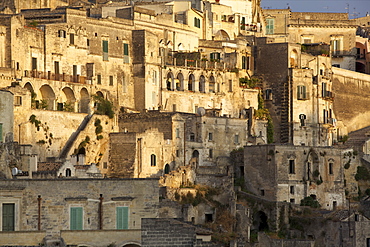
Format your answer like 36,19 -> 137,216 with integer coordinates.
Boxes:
208,132 -> 213,141
15,96 -> 22,106
2,203 -> 15,231
234,135 -> 239,144
150,154 -> 156,166
289,160 -> 295,174
229,80 -> 233,92
86,63 -> 94,80
366,238 -> 370,247
322,82 -> 327,97
209,149 -> 213,158
266,18 -> 274,35
87,39 -> 90,47
241,17 -> 245,30
173,104 -> 176,112
242,56 -> 246,69
32,57 -> 37,71
103,162 -> 108,169
70,33 -> 75,45
123,43 -> 129,63
297,85 -> 307,100
176,128 -> 180,138
329,163 -> 333,175
122,75 -> 127,93
109,76 -> 114,86
246,56 -> 250,70
290,186 -> 294,195
70,207 -> 83,230
102,40 -> 108,61
54,61 -> 60,76
176,150 -> 180,157
116,207 -> 129,229
97,74 -> 102,85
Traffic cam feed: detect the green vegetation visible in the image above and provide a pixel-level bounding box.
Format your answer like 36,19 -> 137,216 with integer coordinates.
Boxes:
239,77 -> 260,88
300,196 -> 320,208
344,159 -> 351,169
94,118 -> 104,140
93,94 -> 114,118
63,102 -> 74,112
355,166 -> 370,181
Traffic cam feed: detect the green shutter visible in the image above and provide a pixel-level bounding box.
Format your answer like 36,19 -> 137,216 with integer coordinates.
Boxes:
2,203 -> 15,231
123,43 -> 129,56
70,207 -> 83,230
116,207 -> 129,229
102,40 -> 108,53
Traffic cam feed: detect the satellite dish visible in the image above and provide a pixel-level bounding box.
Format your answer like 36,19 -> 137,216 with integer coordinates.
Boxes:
12,167 -> 18,176
197,107 -> 206,116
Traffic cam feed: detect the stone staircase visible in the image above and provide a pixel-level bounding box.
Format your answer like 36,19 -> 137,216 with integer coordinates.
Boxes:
58,114 -> 93,160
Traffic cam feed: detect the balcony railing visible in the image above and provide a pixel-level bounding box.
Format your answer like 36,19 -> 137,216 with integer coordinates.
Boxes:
166,58 -> 235,70
24,70 -> 87,84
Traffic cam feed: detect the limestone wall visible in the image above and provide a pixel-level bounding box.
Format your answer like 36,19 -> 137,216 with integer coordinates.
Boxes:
332,67 -> 370,133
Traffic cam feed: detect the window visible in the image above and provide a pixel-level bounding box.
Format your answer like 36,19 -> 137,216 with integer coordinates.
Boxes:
123,43 -> 129,63
322,82 -> 327,97
260,190 -> 265,196
116,207 -> 129,229
329,162 -> 333,175
241,17 -> 246,30
87,39 -> 90,47
150,154 -> 156,166
290,199 -> 295,203
58,30 -> 66,38
102,40 -> 108,61
242,56 -> 246,69
97,74 -> 102,85
32,57 -> 37,71
208,132 -> 213,141
69,33 -> 75,45
190,133 -> 195,142
103,162 -> 108,169
289,160 -> 295,174
297,85 -> 307,100
210,52 -> 220,61
209,149 -> 213,158
176,150 -> 180,157
265,89 -> 272,100
15,96 -> 22,106
65,168 -> 71,177
299,114 -> 306,127
194,17 -> 201,28
266,18 -> 274,35
109,76 -> 114,86
229,80 -> 233,92
173,104 -> 177,112
54,61 -> 60,78
2,203 -> 15,231
290,186 -> 294,195
176,128 -> 180,138
234,135 -> 239,144
323,109 -> 328,124
332,39 -> 341,54
70,207 -> 83,230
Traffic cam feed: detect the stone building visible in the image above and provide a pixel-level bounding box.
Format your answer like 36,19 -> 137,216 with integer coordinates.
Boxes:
255,38 -> 338,145
244,144 -> 348,210
0,178 -> 159,246
0,89 -> 14,143
263,10 -> 357,71
108,110 -> 266,179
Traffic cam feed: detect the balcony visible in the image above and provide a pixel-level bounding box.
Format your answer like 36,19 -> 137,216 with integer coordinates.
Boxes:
323,91 -> 334,101
332,50 -> 355,57
24,70 -> 87,84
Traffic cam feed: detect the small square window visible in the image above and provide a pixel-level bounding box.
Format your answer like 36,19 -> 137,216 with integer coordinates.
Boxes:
290,198 -> 295,203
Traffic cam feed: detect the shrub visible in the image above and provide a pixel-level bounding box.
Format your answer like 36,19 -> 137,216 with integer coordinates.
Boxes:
93,95 -> 114,118
300,196 -> 320,208
355,166 -> 370,181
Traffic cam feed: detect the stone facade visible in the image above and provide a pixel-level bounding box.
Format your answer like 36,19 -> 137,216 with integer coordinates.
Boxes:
0,178 -> 159,246
244,145 -> 347,210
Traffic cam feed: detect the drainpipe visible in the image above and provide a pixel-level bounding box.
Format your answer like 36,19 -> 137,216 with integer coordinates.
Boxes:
37,195 -> 41,230
99,194 -> 103,230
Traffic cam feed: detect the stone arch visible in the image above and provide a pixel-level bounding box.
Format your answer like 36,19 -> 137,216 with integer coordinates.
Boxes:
290,49 -> 299,68
60,87 -> 76,112
199,75 -> 206,93
176,72 -> 184,91
39,84 -> 56,110
209,75 -> 215,93
192,150 -> 199,158
188,74 -> 195,91
166,72 -> 174,90
79,88 -> 90,113
256,211 -> 269,231
214,30 -> 230,41
24,82 -> 34,93
96,91 -> 104,98
24,82 -> 35,107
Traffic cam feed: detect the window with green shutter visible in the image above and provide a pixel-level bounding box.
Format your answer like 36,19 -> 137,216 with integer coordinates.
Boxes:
70,207 -> 83,230
102,40 -> 108,61
2,203 -> 15,231
123,43 -> 129,56
266,19 -> 274,35
116,207 -> 129,229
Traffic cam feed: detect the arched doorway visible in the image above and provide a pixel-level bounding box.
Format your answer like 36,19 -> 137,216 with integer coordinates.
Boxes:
256,211 -> 269,231
176,73 -> 184,91
60,87 -> 76,112
166,72 -> 174,91
66,168 -> 71,177
192,150 -> 199,158
164,164 -> 170,174
199,75 -> 205,93
188,74 -> 194,91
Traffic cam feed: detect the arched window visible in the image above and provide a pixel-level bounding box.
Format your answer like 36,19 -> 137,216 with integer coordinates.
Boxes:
151,154 -> 156,166
164,164 -> 170,174
199,75 -> 205,93
188,74 -> 194,91
66,168 -> 71,177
